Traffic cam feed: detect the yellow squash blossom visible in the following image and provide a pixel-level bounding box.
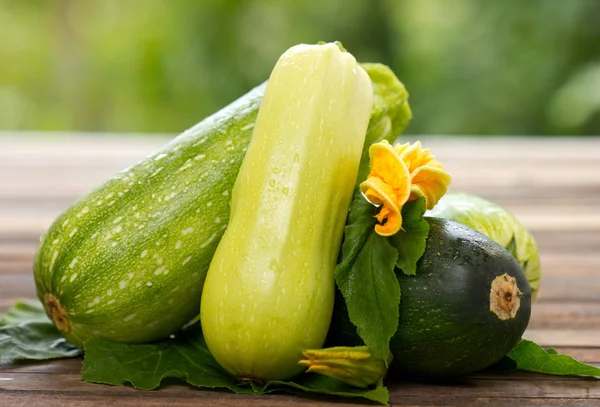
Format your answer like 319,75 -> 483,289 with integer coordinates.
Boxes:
360,140 -> 451,236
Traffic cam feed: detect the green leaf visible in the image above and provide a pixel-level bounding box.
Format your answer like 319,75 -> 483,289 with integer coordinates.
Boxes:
507,340 -> 600,377
82,324 -> 388,404
0,299 -> 80,364
335,191 -> 400,359
82,324 -> 250,392
389,197 -> 429,275
263,375 -> 389,405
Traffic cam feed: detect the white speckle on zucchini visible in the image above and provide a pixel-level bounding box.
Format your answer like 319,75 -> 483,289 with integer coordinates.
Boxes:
68,227 -> 78,238
164,192 -> 177,201
118,280 -> 127,289
107,299 -> 115,305
77,207 -> 89,217
194,154 -> 205,160
68,258 -> 78,268
146,282 -> 153,287
107,289 -> 113,296
62,219 -> 70,227
177,159 -> 193,172
88,297 -> 100,307
200,232 -> 217,249
69,273 -> 78,283
240,123 -> 254,131
215,217 -> 221,224
182,256 -> 192,266
154,153 -> 167,161
124,313 -> 136,322
50,250 -> 58,273
181,227 -> 194,235
150,167 -> 164,177
140,250 -> 148,258
175,241 -> 182,249
207,202 -> 213,207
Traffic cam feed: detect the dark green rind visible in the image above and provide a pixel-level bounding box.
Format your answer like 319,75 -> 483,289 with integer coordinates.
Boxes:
33,64 -> 411,348
427,192 -> 541,301
391,217 -> 531,376
328,218 -> 532,377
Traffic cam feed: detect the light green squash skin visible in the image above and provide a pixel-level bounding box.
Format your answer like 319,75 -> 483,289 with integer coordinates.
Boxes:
200,43 -> 374,381
33,62 -> 410,349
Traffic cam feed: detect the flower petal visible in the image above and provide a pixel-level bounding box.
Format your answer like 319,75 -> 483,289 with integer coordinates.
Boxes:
375,205 -> 403,236
368,140 -> 411,191
410,166 -> 452,209
400,141 -> 441,173
360,176 -> 398,211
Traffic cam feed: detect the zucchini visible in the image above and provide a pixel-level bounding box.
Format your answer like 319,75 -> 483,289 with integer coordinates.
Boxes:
33,60 -> 411,348
329,217 -> 532,376
200,43 -> 374,382
427,192 -> 541,300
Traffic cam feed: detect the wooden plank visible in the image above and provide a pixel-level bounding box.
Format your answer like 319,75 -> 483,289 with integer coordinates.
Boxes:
0,369 -> 599,399
2,135 -> 600,405
0,393 -> 364,407
549,347 -> 600,362
529,303 -> 600,329
2,393 -> 599,407
524,329 -> 600,347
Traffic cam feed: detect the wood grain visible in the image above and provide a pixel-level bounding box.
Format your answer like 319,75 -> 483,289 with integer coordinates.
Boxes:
1,134 -> 599,406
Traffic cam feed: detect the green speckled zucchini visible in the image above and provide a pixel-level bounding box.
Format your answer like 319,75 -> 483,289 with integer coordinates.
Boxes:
34,62 -> 411,348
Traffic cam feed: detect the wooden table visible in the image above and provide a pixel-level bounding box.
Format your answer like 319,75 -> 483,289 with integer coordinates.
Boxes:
1,133 -> 599,406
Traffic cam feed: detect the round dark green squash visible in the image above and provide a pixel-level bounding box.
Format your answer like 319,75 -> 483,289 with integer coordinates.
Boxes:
328,217 -> 532,377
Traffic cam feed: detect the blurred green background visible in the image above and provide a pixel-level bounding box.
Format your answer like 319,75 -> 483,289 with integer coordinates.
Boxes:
1,0 -> 599,135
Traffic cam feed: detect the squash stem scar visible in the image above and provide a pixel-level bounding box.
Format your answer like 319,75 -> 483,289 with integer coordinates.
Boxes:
44,293 -> 71,333
489,273 -> 522,320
